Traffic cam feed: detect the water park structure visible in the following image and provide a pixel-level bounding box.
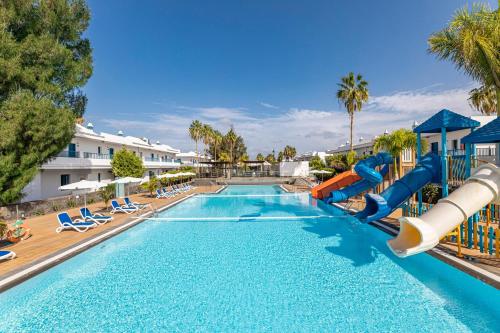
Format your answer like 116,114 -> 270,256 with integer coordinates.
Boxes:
312,109 -> 500,259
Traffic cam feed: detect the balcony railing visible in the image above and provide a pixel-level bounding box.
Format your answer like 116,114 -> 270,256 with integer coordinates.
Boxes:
82,152 -> 111,159
57,151 -> 80,158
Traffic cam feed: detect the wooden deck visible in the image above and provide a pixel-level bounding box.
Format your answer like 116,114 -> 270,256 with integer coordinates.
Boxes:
0,185 -> 221,278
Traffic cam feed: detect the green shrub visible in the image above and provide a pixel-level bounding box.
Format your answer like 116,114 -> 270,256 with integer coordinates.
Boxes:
99,184 -> 116,209
422,184 -> 440,204
66,198 -> 77,208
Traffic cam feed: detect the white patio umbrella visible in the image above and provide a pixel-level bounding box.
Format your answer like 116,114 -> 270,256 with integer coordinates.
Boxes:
157,173 -> 178,179
59,180 -> 107,209
309,169 -> 332,181
110,176 -> 144,184
111,177 -> 144,196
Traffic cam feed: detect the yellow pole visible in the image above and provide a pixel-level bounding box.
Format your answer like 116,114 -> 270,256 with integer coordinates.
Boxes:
485,205 -> 490,251
495,228 -> 499,258
456,226 -> 463,258
464,219 -> 468,245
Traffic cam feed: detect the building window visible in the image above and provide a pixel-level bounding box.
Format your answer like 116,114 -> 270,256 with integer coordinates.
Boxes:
98,173 -> 101,182
68,143 -> 77,158
109,148 -> 114,158
98,146 -> 102,155
452,139 -> 458,150
431,142 -> 439,154
61,174 -> 70,186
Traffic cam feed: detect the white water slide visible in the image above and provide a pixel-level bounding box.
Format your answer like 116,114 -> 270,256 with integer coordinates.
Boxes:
388,163 -> 500,257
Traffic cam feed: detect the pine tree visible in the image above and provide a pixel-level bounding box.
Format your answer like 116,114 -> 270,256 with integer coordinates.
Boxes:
0,0 -> 93,204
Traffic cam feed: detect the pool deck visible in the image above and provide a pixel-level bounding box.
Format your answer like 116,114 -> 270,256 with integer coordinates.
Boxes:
0,185 -> 222,290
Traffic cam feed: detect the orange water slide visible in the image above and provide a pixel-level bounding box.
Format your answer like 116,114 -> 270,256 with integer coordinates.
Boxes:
311,170 -> 361,200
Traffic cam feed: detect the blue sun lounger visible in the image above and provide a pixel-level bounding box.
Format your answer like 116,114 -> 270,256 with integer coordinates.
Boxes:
110,200 -> 138,214
56,212 -> 97,233
124,197 -> 149,210
80,208 -> 113,225
0,250 -> 16,261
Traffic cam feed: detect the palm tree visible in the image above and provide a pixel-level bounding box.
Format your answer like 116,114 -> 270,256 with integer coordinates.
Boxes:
469,85 -> 497,115
189,120 -> 203,172
225,127 -> 238,178
428,4 -> 499,115
337,72 -> 369,152
277,151 -> 284,162
283,145 -> 297,161
374,129 -> 426,178
256,153 -> 265,161
212,130 -> 223,162
201,124 -> 214,156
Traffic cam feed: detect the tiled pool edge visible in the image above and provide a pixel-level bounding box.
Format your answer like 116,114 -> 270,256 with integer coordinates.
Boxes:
0,194 -> 196,293
332,202 -> 500,289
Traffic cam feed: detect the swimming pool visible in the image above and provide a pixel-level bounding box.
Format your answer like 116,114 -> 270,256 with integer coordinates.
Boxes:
0,185 -> 498,332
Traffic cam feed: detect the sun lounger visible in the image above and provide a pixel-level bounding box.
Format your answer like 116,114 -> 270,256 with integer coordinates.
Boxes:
0,250 -> 16,261
80,208 -> 113,225
124,197 -> 149,210
110,200 -> 138,214
56,212 -> 97,233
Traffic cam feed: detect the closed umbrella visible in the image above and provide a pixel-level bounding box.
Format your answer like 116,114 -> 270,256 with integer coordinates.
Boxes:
59,180 -> 107,209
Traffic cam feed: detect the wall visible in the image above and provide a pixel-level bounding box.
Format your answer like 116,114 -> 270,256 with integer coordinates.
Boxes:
279,161 -> 309,177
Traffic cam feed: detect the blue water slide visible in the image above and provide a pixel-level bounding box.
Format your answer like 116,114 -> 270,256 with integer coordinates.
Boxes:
355,153 -> 441,223
326,152 -> 393,203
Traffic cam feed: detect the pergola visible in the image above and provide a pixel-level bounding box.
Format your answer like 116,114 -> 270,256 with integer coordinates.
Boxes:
413,109 -> 480,214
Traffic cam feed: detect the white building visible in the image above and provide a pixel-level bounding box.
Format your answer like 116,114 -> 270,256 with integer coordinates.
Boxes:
176,151 -> 211,167
327,136 -> 378,157
422,115 -> 496,161
295,151 -> 332,163
22,123 -> 182,202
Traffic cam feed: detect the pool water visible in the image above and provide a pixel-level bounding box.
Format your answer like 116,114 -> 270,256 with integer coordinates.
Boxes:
0,185 -> 498,332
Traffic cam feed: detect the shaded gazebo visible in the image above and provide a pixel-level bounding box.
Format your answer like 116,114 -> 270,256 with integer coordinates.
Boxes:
413,109 -> 480,214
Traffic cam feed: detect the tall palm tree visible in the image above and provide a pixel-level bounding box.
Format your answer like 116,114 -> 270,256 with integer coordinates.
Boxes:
429,4 -> 499,115
225,127 -> 238,178
283,145 -> 297,161
374,129 -> 427,178
212,130 -> 223,162
468,85 -> 497,115
337,72 -> 369,152
201,124 -> 213,157
189,120 -> 203,172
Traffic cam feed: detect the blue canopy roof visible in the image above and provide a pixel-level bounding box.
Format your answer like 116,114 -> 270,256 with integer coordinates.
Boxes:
462,117 -> 500,144
413,109 -> 480,133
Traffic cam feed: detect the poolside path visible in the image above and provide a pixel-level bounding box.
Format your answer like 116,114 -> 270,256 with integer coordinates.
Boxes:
0,185 -> 222,279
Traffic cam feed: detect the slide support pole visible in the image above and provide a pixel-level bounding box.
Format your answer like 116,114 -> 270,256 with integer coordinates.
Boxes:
417,132 -> 423,215
441,127 -> 448,197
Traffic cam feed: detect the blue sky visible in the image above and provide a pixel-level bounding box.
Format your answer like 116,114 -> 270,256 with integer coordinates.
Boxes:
83,0 -> 497,156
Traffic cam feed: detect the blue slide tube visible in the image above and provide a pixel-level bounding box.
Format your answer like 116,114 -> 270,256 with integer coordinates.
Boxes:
326,152 -> 393,203
355,153 -> 441,223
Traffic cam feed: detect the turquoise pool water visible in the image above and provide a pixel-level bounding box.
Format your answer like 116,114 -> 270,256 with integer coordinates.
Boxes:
0,185 -> 498,332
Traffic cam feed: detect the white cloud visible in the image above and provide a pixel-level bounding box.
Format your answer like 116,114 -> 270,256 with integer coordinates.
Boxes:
99,85 -> 480,157
259,102 -> 279,109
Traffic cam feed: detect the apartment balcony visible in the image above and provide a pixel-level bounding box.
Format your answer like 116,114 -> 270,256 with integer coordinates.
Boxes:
43,151 -> 111,170
143,157 -> 180,168
43,151 -> 181,170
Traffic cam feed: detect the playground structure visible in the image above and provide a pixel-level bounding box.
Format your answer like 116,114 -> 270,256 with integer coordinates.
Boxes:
314,109 -> 500,258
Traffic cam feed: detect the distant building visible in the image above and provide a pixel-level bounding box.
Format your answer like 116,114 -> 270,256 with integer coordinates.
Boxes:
295,151 -> 332,163
327,136 -> 378,157
176,151 -> 211,166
